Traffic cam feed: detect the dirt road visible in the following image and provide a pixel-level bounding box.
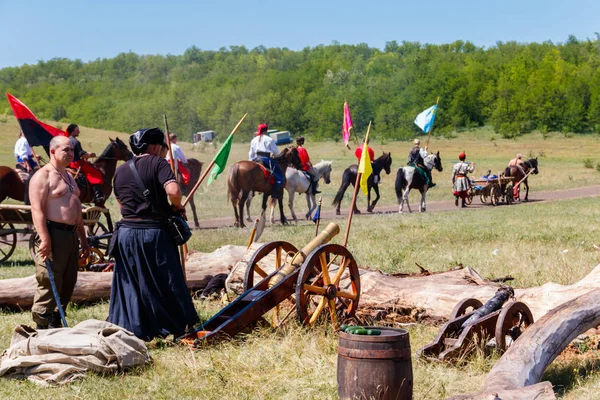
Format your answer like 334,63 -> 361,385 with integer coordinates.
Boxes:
198,185 -> 600,229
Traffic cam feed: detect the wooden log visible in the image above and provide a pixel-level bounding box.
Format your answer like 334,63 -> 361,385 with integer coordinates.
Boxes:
0,244 -> 247,310
2,243 -> 600,324
448,289 -> 600,400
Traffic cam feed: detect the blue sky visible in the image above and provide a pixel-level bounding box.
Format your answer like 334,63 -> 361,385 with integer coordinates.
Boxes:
0,0 -> 598,68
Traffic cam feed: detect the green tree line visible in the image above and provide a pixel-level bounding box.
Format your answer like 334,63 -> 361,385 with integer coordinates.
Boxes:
1,35 -> 599,142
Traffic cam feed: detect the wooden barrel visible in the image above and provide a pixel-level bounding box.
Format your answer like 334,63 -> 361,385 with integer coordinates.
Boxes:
337,327 -> 413,400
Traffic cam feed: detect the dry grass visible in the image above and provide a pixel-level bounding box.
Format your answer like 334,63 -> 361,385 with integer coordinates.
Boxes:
2,118 -> 600,398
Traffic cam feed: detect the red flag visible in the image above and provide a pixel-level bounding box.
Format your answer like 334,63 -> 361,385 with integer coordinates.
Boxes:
6,92 -> 67,148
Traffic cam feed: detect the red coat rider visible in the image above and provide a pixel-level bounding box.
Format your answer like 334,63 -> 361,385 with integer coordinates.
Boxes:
296,136 -> 320,195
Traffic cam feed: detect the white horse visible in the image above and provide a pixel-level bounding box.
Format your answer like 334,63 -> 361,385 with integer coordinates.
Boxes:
246,160 -> 333,224
395,152 -> 443,213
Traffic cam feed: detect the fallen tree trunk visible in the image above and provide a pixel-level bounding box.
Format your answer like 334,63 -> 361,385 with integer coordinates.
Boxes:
448,288 -> 600,400
2,244 -> 600,323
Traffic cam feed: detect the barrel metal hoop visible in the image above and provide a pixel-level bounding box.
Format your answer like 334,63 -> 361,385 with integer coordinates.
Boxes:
338,347 -> 411,360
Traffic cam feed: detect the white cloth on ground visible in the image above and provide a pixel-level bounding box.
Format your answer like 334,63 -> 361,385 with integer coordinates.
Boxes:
0,319 -> 150,386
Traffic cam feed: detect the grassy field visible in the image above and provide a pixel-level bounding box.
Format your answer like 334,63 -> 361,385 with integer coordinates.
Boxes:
2,118 -> 600,399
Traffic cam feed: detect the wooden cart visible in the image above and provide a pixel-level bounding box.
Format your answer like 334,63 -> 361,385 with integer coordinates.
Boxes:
466,175 -> 515,206
0,204 -> 112,265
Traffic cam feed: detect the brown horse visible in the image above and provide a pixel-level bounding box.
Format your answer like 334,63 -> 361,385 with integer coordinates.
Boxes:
504,158 -> 539,201
178,158 -> 203,228
70,137 -> 133,206
0,166 -> 27,203
227,147 -> 302,228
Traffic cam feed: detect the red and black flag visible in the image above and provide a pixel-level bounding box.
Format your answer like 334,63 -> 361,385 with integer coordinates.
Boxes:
6,92 -> 67,148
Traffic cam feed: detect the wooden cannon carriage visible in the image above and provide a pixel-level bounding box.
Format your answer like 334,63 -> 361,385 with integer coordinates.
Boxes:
0,204 -> 112,267
419,289 -> 534,362
178,222 -> 361,346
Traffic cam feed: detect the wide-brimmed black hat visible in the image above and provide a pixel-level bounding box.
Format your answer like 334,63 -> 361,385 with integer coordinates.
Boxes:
129,128 -> 167,155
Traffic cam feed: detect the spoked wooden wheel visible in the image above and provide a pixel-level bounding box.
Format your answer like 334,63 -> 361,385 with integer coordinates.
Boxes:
449,298 -> 483,320
490,184 -> 501,206
480,192 -> 489,203
465,188 -> 474,205
505,184 -> 514,205
29,232 -> 41,262
296,244 -> 360,328
87,222 -> 111,257
78,247 -> 105,270
0,222 -> 17,264
243,241 -> 298,291
495,301 -> 534,351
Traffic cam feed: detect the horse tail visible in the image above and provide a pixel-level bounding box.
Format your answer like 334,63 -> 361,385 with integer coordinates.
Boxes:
395,168 -> 406,203
226,163 -> 239,204
332,168 -> 351,207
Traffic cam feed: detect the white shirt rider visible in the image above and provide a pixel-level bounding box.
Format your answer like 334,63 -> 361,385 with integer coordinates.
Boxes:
14,135 -> 33,162
249,133 -> 279,160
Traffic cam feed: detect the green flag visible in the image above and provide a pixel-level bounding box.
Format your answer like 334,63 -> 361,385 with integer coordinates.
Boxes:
208,133 -> 233,185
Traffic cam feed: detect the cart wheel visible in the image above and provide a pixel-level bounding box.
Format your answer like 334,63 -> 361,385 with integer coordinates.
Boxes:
29,232 -> 41,262
480,193 -> 488,204
465,189 -> 474,205
87,222 -> 111,256
490,184 -> 501,206
505,184 -> 514,205
0,222 -> 17,264
78,247 -> 105,270
495,301 -> 534,351
449,298 -> 483,320
243,241 -> 298,291
296,244 -> 360,327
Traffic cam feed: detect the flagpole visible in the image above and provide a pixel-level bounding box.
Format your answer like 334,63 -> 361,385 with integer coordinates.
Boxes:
426,96 -> 440,148
343,121 -> 372,247
314,197 -> 322,237
162,115 -> 187,281
182,113 -> 248,207
163,115 -> 177,176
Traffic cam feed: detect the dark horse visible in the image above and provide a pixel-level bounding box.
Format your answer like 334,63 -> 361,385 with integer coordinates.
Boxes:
177,159 -> 203,228
504,158 -> 539,201
0,138 -> 132,205
332,152 -> 393,215
395,152 -> 443,213
227,147 -> 302,228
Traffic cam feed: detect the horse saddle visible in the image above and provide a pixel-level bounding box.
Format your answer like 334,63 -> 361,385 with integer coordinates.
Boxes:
257,163 -> 276,185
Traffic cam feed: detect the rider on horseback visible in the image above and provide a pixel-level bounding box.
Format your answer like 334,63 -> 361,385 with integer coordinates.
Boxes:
295,136 -> 320,195
165,133 -> 191,186
407,138 -> 435,187
505,154 -> 524,177
66,123 -> 104,204
249,123 -> 284,197
14,131 -> 38,174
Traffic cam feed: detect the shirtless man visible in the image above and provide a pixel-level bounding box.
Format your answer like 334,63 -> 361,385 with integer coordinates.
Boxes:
29,135 -> 89,329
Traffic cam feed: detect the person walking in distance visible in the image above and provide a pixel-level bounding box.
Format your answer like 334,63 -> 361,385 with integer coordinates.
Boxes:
452,152 -> 475,208
28,136 -> 90,329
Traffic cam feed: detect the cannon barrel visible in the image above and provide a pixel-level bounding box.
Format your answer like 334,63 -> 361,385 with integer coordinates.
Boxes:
269,222 -> 340,289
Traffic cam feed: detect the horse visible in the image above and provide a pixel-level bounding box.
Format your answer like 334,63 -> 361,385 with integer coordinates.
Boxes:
227,147 -> 302,228
244,160 -> 333,224
395,152 -> 443,213
177,159 -> 204,228
504,158 -> 539,201
69,137 -> 133,206
0,138 -> 132,205
332,152 -> 392,215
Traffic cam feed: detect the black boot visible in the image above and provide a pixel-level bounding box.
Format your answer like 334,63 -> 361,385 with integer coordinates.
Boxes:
312,181 -> 320,195
455,197 -> 459,207
461,199 -> 467,208
92,185 -> 105,204
47,312 -> 63,329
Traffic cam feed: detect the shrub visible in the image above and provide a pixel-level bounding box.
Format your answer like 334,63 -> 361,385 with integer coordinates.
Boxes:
584,159 -> 595,168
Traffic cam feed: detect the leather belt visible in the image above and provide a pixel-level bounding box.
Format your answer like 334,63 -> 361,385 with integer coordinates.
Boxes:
47,220 -> 78,232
